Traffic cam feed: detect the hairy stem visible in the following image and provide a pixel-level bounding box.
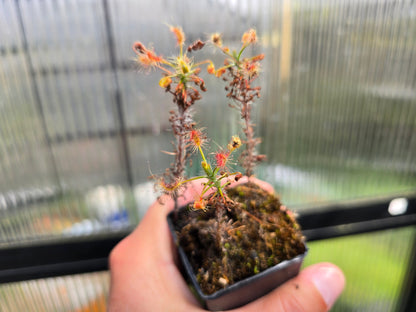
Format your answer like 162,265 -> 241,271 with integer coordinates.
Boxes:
174,106 -> 187,179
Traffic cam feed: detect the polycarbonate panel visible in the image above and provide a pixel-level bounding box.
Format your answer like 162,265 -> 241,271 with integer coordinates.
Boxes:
37,71 -> 118,138
0,271 -> 109,312
108,0 -> 416,207
0,1 -> 415,311
18,0 -> 109,71
0,0 -> 414,238
0,0 -> 414,226
257,0 -> 416,206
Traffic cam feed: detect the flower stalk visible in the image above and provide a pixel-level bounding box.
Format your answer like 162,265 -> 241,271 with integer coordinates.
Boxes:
209,29 -> 266,177
133,26 -> 208,207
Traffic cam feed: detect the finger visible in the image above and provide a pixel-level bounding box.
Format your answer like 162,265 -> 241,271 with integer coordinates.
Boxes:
235,263 -> 345,312
176,179 -> 208,206
112,179 -> 206,268
109,196 -> 202,310
247,176 -> 275,193
114,194 -> 175,262
229,176 -> 275,194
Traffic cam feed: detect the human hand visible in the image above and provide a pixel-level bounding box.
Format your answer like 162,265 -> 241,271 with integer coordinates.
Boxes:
109,178 -> 345,311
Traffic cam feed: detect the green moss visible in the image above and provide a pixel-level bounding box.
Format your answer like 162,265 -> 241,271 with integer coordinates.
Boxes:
176,182 -> 306,295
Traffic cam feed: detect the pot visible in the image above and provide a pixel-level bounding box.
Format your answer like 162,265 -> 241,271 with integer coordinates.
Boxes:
167,209 -> 308,311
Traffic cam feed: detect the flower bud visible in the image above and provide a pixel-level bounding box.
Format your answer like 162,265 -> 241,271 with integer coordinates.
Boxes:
193,198 -> 207,211
228,136 -> 242,152
211,33 -> 222,46
170,26 -> 185,46
215,68 -> 226,78
201,160 -> 213,176
234,173 -> 243,181
207,64 -> 215,75
242,29 -> 257,45
159,76 -> 172,88
252,53 -> 265,62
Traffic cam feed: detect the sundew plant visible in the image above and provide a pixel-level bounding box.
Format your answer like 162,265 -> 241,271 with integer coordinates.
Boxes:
133,26 -> 264,210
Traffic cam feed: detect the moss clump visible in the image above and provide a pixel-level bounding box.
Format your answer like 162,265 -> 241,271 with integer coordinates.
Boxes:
173,182 -> 306,295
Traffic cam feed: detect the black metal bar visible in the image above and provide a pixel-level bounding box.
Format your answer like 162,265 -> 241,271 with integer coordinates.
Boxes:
302,215 -> 416,241
102,0 -> 134,187
0,259 -> 108,283
0,232 -> 129,283
298,192 -> 416,241
298,192 -> 416,230
0,193 -> 415,283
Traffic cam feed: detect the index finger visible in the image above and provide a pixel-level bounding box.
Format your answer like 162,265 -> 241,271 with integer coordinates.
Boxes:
230,176 -> 275,194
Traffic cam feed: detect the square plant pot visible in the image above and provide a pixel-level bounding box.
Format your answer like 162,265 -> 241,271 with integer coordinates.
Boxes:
167,209 -> 308,311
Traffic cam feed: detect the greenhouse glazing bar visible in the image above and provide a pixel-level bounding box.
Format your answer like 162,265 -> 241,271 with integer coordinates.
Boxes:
0,191 -> 414,284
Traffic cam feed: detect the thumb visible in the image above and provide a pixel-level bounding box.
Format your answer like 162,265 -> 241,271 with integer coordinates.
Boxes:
236,263 -> 345,312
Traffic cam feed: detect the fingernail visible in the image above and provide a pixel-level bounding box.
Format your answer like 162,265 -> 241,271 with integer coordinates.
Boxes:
309,265 -> 345,308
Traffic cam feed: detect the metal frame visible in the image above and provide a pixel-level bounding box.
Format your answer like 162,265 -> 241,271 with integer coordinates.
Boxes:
0,233 -> 127,283
1,191 -> 414,284
299,191 -> 416,241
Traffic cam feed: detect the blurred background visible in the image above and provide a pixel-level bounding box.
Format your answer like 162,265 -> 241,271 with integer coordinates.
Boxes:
0,0 -> 415,311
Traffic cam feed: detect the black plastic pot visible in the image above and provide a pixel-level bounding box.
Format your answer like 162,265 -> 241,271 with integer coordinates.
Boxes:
167,209 -> 308,311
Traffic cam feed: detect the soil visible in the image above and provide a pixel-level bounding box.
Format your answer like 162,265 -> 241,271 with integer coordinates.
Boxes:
171,182 -> 306,295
